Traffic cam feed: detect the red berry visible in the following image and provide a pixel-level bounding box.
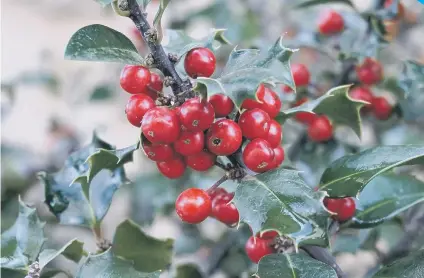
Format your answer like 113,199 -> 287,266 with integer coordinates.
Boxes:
174,131 -> 204,156
142,141 -> 174,162
266,146 -> 285,171
175,188 -> 212,224
142,107 -> 180,143
307,116 -> 333,142
125,94 -> 156,127
291,64 -> 310,87
178,98 -> 215,131
148,72 -> 163,93
282,85 -> 293,94
243,139 -> 275,173
245,236 -> 274,263
349,87 -> 373,109
324,197 -> 356,222
255,84 -> 282,118
208,94 -> 234,118
206,119 -> 243,155
208,188 -> 228,201
356,58 -> 383,85
157,156 -> 186,179
184,48 -> 216,78
185,151 -> 216,171
211,193 -> 239,227
293,98 -> 319,125
372,97 -> 392,120
318,10 -> 345,35
264,120 -> 282,148
259,230 -> 279,240
238,109 -> 271,140
120,65 -> 151,94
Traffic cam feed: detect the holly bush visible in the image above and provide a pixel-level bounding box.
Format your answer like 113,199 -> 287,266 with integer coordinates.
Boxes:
2,0 -> 424,277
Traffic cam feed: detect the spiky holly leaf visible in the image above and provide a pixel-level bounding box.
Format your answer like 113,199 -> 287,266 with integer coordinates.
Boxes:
279,85 -> 365,137
65,24 -> 144,64
195,37 -> 296,107
233,169 -> 329,247
373,250 -> 424,277
348,173 -> 424,228
39,133 -> 136,226
319,145 -> 424,197
257,253 -> 337,278
38,239 -> 85,269
294,0 -> 355,9
163,29 -> 231,58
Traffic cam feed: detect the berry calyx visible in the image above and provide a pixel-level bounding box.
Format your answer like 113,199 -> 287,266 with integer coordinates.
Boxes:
185,151 -> 216,172
174,131 -> 205,156
211,193 -> 239,227
206,119 -> 243,155
120,65 -> 151,94
245,236 -> 274,263
175,188 -> 212,224
293,98 -> 318,125
318,10 -> 345,35
184,48 -> 216,78
142,107 -> 180,143
142,142 -> 174,162
156,156 -> 186,179
238,108 -> 271,140
264,120 -> 282,148
208,94 -> 234,118
242,139 -> 275,173
324,197 -> 356,222
372,96 -> 392,120
178,98 -> 215,131
307,116 -> 333,142
349,87 -> 374,109
356,58 -> 383,85
291,64 -> 310,87
148,72 -> 163,93
125,94 -> 156,127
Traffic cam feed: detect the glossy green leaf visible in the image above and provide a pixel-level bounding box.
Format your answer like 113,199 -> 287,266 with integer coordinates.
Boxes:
279,85 -> 365,137
1,269 -> 26,278
233,169 -> 328,247
294,0 -> 354,9
349,174 -> 424,228
76,249 -> 161,278
113,220 -> 173,272
319,145 -> 424,197
257,253 -> 337,278
65,24 -> 144,64
197,37 -> 296,108
38,239 -> 85,269
373,250 -> 424,277
398,60 -> 424,98
90,85 -> 114,101
175,264 -> 203,278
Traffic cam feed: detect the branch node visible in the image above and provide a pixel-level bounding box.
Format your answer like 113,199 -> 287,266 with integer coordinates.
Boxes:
168,53 -> 179,64
96,238 -> 112,253
118,0 -> 129,11
145,53 -> 155,66
227,166 -> 246,181
163,76 -> 176,87
145,28 -> 158,43
272,235 -> 295,254
26,261 -> 40,278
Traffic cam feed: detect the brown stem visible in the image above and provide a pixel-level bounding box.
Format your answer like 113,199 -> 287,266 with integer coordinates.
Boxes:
207,175 -> 228,192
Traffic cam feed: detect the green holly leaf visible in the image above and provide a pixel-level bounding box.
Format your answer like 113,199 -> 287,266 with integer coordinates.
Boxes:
293,0 -> 355,9
76,249 -> 161,278
38,239 -> 85,269
65,24 -> 144,64
373,250 -> 424,277
348,173 -> 424,228
319,145 -> 424,197
175,264 -> 203,278
257,253 -> 337,278
398,60 -> 424,98
196,37 -> 296,108
163,29 -> 231,58
279,85 -> 365,137
233,169 -> 329,247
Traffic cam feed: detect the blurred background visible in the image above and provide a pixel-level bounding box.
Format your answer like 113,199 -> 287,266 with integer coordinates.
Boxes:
2,0 -> 424,277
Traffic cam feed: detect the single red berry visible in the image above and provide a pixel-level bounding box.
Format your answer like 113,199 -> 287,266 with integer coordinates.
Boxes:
185,151 -> 216,171
291,64 -> 310,87
258,230 -> 279,240
264,120 -> 282,148
243,139 -> 275,173
148,72 -> 163,93
206,119 -> 243,155
372,96 -> 392,120
356,58 -> 383,85
318,10 -> 345,35
157,156 -> 186,179
142,107 -> 180,143
349,87 -> 374,109
142,141 -> 174,162
238,109 -> 271,140
208,94 -> 234,118
307,116 -> 333,142
208,187 -> 228,201
125,94 -> 156,127
174,131 -> 205,156
120,65 -> 151,94
293,98 -> 318,125
324,197 -> 356,222
175,188 -> 212,224
245,236 -> 274,263
241,85 -> 282,118
282,85 -> 293,94
211,193 -> 239,227
265,146 -> 285,171
178,98 -> 215,131
184,48 -> 216,78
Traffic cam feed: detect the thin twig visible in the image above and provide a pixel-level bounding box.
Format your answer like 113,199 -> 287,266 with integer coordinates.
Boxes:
207,175 -> 228,192
301,246 -> 346,278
